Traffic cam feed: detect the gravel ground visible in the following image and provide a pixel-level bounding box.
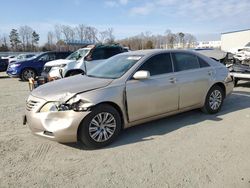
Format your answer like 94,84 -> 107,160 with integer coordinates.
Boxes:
0,72 -> 250,188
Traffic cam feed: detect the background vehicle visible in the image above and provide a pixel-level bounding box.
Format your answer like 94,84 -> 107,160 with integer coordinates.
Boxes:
1,55 -> 16,63
7,51 -> 71,81
8,53 -> 36,63
42,44 -> 128,79
0,59 -> 9,72
25,50 -> 233,148
194,48 -> 231,64
42,47 -> 91,79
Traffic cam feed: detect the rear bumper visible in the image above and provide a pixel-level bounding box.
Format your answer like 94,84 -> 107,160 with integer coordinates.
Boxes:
225,80 -> 234,96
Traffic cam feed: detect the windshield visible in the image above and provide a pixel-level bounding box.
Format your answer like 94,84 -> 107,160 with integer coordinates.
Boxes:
66,49 -> 90,60
87,54 -> 143,79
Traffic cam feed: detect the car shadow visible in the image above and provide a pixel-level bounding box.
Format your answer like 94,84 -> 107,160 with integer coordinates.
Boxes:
237,81 -> 250,88
0,75 -> 10,79
64,90 -> 250,150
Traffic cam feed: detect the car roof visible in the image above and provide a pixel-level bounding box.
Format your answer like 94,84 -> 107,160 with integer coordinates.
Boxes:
123,49 -> 199,56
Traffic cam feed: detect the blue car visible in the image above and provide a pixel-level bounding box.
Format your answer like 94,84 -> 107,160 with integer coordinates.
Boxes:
7,51 -> 71,81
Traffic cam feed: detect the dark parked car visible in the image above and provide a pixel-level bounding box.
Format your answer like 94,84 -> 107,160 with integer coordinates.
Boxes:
6,51 -> 71,81
0,59 -> 9,72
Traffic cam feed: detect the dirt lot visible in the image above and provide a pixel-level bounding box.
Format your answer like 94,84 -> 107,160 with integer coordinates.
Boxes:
0,72 -> 250,188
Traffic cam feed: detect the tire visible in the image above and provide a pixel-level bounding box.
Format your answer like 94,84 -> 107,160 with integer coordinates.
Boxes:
21,68 -> 36,81
78,104 -> 122,149
201,85 -> 224,114
66,70 -> 83,77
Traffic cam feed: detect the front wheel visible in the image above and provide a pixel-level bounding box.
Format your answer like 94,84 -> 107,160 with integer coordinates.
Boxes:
21,68 -> 36,81
78,104 -> 122,149
201,85 -> 224,114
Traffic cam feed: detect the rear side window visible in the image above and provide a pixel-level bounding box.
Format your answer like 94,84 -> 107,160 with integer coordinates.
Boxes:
57,52 -> 70,59
138,53 -> 173,76
39,53 -> 56,61
172,53 -> 200,71
198,57 -> 210,68
105,47 -> 121,58
91,48 -> 106,60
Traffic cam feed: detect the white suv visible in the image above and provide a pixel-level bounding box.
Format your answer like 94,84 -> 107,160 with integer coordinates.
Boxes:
42,44 -> 128,79
42,47 -> 91,79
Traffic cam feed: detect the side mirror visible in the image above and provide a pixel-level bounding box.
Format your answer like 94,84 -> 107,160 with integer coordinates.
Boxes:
133,70 -> 150,80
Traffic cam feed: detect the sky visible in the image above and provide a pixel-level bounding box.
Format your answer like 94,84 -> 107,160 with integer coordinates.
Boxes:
0,0 -> 250,44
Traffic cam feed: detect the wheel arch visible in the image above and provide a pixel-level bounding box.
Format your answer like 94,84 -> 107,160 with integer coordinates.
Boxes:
76,101 -> 125,141
20,67 -> 38,79
212,82 -> 226,98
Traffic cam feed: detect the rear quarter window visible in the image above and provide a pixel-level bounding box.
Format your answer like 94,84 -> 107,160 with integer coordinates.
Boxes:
198,57 -> 210,68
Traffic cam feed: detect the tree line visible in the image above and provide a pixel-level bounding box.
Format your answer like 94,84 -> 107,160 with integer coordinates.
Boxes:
0,24 -> 197,52
0,26 -> 40,52
117,30 -> 197,50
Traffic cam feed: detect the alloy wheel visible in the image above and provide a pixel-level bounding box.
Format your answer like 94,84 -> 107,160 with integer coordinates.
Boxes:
89,112 -> 117,142
209,90 -> 222,110
23,69 -> 35,80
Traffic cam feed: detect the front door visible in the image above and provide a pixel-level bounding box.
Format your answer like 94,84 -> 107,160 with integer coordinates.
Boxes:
126,53 -> 179,122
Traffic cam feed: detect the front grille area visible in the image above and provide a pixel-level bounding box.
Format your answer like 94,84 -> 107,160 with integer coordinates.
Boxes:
43,66 -> 52,73
26,100 -> 40,111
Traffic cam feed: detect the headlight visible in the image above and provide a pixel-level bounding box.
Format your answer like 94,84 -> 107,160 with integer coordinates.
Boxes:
10,64 -> 21,68
53,64 -> 66,68
40,102 -> 60,112
67,95 -> 94,111
39,96 -> 94,113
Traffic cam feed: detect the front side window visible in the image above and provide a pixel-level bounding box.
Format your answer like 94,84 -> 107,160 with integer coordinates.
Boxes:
67,49 -> 90,60
138,53 -> 173,76
172,53 -> 200,71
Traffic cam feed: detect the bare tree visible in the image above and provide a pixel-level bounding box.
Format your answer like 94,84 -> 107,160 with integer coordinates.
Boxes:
54,24 -> 62,42
76,24 -> 86,42
61,25 -> 72,42
184,33 -> 197,48
19,25 -> 33,51
84,26 -> 98,43
177,32 -> 185,48
47,31 -> 54,45
99,28 -> 115,44
165,30 -> 177,49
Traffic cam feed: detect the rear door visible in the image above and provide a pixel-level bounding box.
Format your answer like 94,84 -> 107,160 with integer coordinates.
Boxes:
126,53 -> 179,122
171,52 -> 213,109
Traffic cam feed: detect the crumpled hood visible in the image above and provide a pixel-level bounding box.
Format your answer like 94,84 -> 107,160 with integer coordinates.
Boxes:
31,75 -> 113,101
45,59 -> 75,67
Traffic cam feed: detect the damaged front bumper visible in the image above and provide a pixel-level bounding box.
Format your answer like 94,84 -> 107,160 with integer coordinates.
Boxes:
24,94 -> 92,143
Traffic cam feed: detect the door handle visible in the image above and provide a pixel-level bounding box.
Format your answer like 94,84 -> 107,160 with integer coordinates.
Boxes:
169,77 -> 177,84
208,70 -> 212,76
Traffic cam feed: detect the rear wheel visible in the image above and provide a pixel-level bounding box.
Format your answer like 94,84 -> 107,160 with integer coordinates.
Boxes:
21,68 -> 36,81
78,104 -> 122,149
201,85 -> 224,114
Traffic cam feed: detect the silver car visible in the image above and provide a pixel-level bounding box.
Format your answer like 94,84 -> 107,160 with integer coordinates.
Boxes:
24,50 -> 233,148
